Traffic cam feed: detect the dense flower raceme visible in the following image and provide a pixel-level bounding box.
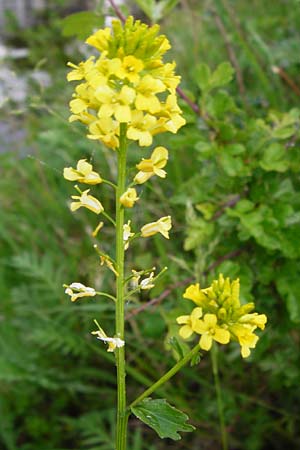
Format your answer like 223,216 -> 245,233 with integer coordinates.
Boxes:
67,16 -> 186,149
177,275 -> 267,358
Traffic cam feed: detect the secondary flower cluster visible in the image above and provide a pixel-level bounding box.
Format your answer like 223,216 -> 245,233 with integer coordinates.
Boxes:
67,16 -> 185,149
177,274 -> 267,358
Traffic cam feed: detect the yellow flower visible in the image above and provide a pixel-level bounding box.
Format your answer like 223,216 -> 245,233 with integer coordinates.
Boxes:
126,111 -> 157,146
134,146 -> 168,184
193,313 -> 230,351
70,189 -> 104,214
176,307 -> 203,339
69,83 -> 95,114
87,118 -> 119,149
159,94 -> 186,133
123,220 -> 134,250
67,56 -> 95,81
120,188 -> 139,208
121,55 -> 144,83
69,111 -> 95,125
151,62 -> 181,93
239,313 -> 267,330
65,282 -> 96,302
86,27 -> 111,52
64,159 -> 102,185
135,75 -> 165,113
183,283 -> 209,307
141,216 -> 172,239
229,324 -> 259,358
95,85 -> 136,123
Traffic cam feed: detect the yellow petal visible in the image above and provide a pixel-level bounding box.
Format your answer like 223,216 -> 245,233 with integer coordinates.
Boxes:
64,167 -> 79,181
70,98 -> 87,114
77,159 -> 92,175
204,314 -> 217,327
199,334 -> 213,351
214,328 -> 230,345
179,325 -> 193,339
115,105 -> 132,123
191,307 -> 203,320
151,146 -> 168,167
134,171 -> 152,184
119,85 -> 136,104
176,315 -> 189,324
241,346 -> 251,358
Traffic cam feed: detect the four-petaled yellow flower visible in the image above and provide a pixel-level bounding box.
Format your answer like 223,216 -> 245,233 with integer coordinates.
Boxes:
87,117 -> 119,149
134,146 -> 168,184
141,216 -> 172,239
135,75 -> 165,113
176,307 -> 203,339
121,55 -> 144,83
65,282 -> 96,302
67,57 -> 95,81
193,313 -> 230,351
120,188 -> 139,208
126,111 -> 157,146
229,324 -> 259,358
64,159 -> 102,185
71,189 -> 104,214
96,85 -> 136,123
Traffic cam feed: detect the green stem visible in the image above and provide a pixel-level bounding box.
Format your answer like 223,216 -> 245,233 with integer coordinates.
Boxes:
211,343 -> 228,450
115,123 -> 128,450
102,210 -> 116,226
102,178 -> 117,189
129,344 -> 200,410
95,291 -> 116,302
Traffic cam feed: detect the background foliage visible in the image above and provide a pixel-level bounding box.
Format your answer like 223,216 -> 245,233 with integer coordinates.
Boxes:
1,0 -> 300,449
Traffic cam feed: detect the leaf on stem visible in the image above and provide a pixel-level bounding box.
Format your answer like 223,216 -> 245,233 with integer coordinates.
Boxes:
131,398 -> 195,440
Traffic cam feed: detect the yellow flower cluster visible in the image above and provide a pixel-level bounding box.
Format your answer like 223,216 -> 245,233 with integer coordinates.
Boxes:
177,274 -> 267,358
67,16 -> 185,149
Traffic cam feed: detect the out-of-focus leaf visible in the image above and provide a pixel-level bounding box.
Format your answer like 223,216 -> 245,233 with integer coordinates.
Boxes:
259,143 -> 289,172
61,12 -> 103,40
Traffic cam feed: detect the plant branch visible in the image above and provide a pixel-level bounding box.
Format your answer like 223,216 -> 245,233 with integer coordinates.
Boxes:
272,66 -> 300,97
212,10 -> 246,103
108,0 -> 126,23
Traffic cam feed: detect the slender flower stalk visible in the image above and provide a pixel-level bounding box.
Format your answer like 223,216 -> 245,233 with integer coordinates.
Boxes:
115,123 -> 128,450
211,343 -> 228,450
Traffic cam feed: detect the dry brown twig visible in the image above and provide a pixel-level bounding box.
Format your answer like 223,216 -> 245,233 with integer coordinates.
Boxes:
212,10 -> 246,102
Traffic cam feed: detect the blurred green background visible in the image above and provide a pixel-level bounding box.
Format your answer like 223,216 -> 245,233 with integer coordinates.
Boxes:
1,0 -> 300,449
